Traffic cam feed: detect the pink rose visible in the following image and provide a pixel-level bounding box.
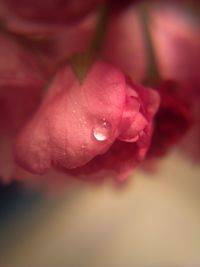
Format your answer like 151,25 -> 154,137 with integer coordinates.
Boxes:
14,61 -> 159,182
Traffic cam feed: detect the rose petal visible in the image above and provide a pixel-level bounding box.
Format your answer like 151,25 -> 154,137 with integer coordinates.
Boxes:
14,60 -> 126,174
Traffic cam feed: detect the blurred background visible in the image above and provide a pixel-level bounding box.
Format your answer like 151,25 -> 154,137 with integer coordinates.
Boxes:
0,151 -> 200,267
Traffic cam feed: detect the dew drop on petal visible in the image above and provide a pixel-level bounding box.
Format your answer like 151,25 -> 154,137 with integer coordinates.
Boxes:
92,118 -> 112,142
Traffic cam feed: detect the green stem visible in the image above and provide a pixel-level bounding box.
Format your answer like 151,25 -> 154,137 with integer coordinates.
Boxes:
70,5 -> 109,83
139,3 -> 161,86
89,5 -> 109,53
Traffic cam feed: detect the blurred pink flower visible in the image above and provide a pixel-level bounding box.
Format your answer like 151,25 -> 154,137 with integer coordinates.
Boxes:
0,33 -> 46,182
0,0 -> 105,25
150,3 -> 200,160
151,3 -> 200,95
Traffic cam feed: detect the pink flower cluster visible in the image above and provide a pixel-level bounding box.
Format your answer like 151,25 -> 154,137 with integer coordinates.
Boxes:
0,0 -> 199,187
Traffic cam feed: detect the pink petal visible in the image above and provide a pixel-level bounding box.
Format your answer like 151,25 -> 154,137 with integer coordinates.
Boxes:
14,60 -> 126,174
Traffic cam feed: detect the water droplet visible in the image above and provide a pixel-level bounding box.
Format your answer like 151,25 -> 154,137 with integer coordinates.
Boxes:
92,118 -> 112,142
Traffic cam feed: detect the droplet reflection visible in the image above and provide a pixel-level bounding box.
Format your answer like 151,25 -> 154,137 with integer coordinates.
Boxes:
92,118 -> 112,142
